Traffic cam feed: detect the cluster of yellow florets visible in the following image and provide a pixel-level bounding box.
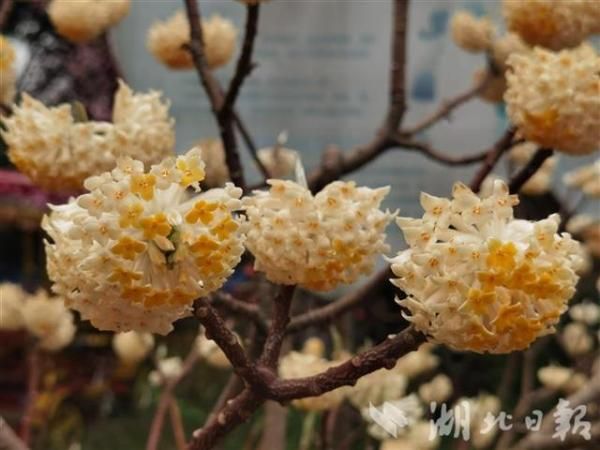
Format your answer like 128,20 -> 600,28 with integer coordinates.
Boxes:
1,81 -> 174,191
390,180 -> 584,353
48,0 -> 130,43
147,11 -> 237,70
43,148 -> 245,334
0,284 -> 75,351
450,11 -> 496,53
502,0 -> 600,50
0,35 -> 16,106
505,44 -> 600,155
243,179 -> 394,291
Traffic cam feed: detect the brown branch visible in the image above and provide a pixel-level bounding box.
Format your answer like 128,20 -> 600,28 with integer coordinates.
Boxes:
182,0 -> 246,190
509,148 -> 554,194
386,0 -> 410,131
211,291 -> 268,335
147,350 -> 200,450
19,347 -> 40,446
222,4 -> 260,118
0,417 -> 29,450
0,0 -> 13,31
269,326 -> 425,401
392,137 -> 491,166
169,399 -> 187,450
233,111 -> 271,180
469,127 -> 517,192
287,266 -> 391,333
402,71 -> 493,135
258,285 -> 296,369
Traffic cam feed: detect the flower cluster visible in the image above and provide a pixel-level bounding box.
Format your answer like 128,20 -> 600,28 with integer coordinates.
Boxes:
43,148 -> 245,335
243,179 -> 394,291
508,142 -> 557,195
2,81 -> 175,191
505,44 -> 600,155
0,284 -> 75,351
147,11 -> 237,70
450,11 -> 496,53
113,331 -> 155,366
563,159 -> 600,198
0,35 -> 16,105
48,0 -> 130,43
390,180 -> 584,353
502,0 -> 600,50
196,139 -> 230,187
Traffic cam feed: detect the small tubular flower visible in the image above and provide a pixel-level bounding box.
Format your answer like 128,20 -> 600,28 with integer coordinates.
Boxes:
450,11 -> 496,52
502,0 -> 600,50
43,148 -> 245,335
48,0 -> 130,43
0,35 -> 16,105
2,81 -> 174,191
390,180 -> 584,354
113,331 -> 154,366
147,11 -> 237,70
563,160 -> 600,198
505,44 -> 600,155
243,179 -> 394,291
22,290 -> 75,351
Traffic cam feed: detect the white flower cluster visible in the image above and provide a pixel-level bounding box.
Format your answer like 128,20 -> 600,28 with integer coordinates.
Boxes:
2,81 -> 175,191
454,394 -> 501,449
0,35 -> 16,106
505,44 -> 600,155
538,365 -> 587,393
502,0 -> 600,50
450,11 -> 496,53
563,160 -> 600,198
43,148 -> 245,335
508,142 -> 557,195
0,284 -> 75,351
147,11 -> 237,70
243,179 -> 394,291
48,0 -> 130,43
390,180 -> 584,353
112,331 -> 155,366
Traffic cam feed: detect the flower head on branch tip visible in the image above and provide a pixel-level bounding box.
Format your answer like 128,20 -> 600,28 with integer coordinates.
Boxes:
390,180 -> 584,354
450,10 -> 496,53
243,178 -> 395,291
505,44 -> 600,155
147,10 -> 237,70
1,81 -> 175,192
43,148 -> 245,335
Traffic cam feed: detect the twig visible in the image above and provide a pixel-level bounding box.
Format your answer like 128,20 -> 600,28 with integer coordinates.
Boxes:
0,417 -> 29,450
392,137 -> 491,166
469,127 -> 516,192
508,148 -> 554,194
146,350 -> 200,450
0,0 -> 13,31
402,71 -> 493,135
258,285 -> 296,368
182,0 -> 246,190
386,0 -> 410,131
169,399 -> 187,450
211,291 -> 269,335
233,111 -> 271,179
287,266 -> 390,333
19,347 -> 40,446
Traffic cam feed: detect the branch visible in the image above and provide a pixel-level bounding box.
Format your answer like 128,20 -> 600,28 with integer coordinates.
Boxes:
233,111 -> 271,179
182,0 -> 246,190
19,347 -> 40,446
0,417 -> 29,450
258,285 -> 296,368
469,127 -> 517,192
222,5 -> 260,118
269,326 -> 425,401
402,71 -> 493,135
287,266 -> 391,333
386,0 -> 410,131
0,0 -> 13,31
211,291 -> 269,335
509,148 -> 554,194
147,350 -> 200,450
392,137 -> 491,166
169,399 -> 187,450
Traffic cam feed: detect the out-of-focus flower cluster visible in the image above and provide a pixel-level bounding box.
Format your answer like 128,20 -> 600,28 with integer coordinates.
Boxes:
564,160 -> 600,198
508,142 -> 557,195
390,180 -> 584,353
43,148 -> 244,335
0,35 -> 16,106
502,0 -> 600,50
2,81 -> 175,192
48,0 -> 130,43
243,179 -> 394,291
0,283 -> 75,351
147,11 -> 237,70
112,331 -> 155,366
505,44 -> 600,155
